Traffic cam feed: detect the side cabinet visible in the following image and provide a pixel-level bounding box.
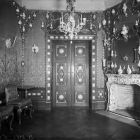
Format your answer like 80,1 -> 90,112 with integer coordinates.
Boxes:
18,87 -> 48,110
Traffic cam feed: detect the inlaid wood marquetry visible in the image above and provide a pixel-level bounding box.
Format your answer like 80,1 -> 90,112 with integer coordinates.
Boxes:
75,92 -> 86,103
52,40 -> 69,106
47,35 -> 97,108
56,45 -> 67,57
75,46 -> 85,56
52,40 -> 90,107
46,38 -> 51,103
26,88 -> 46,101
75,64 -> 85,85
56,63 -> 66,85
56,91 -> 67,103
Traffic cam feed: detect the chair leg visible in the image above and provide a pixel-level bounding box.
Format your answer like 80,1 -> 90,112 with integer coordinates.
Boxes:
0,119 -> 1,132
9,113 -> 14,131
17,108 -> 22,125
23,109 -> 26,116
29,105 -> 33,118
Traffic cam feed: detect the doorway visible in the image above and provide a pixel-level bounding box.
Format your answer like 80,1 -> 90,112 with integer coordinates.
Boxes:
52,40 -> 90,107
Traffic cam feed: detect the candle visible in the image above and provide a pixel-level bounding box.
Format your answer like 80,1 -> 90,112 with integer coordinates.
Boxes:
41,22 -> 44,28
111,50 -> 114,57
138,60 -> 140,67
114,62 -> 117,68
135,20 -> 138,26
138,39 -> 140,55
62,13 -> 63,22
22,26 -> 25,32
83,18 -> 86,24
103,59 -> 106,67
138,46 -> 140,55
111,62 -> 114,68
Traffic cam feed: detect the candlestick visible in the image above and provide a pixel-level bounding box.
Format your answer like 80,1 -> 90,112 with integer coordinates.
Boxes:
81,14 -> 82,23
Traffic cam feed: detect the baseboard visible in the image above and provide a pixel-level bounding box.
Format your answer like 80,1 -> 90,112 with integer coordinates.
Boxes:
32,102 -> 51,111
92,101 -> 106,110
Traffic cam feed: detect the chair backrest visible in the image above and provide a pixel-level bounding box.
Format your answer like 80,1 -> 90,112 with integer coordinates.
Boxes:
5,85 -> 18,103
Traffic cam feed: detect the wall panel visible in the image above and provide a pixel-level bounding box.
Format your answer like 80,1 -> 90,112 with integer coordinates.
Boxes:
0,1 -> 22,92
24,15 -> 46,87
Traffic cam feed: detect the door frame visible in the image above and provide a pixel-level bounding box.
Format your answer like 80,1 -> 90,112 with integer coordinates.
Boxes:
45,35 -> 96,110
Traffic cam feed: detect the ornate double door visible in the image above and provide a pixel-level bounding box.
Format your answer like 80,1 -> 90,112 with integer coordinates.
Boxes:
52,40 -> 89,107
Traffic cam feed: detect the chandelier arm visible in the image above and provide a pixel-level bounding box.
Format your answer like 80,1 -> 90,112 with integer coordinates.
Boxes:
58,0 -> 86,39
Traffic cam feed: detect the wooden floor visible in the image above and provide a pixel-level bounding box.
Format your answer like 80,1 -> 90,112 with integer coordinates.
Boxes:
1,108 -> 140,140
111,109 -> 140,122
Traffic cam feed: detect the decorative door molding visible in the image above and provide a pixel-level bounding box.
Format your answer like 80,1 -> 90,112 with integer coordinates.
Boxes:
45,35 -> 97,108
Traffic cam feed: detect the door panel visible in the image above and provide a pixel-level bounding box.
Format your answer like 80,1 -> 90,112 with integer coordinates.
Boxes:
52,40 -> 89,107
72,41 -> 89,106
52,41 -> 71,106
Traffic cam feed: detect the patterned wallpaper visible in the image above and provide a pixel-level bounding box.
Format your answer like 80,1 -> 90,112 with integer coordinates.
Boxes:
96,30 -> 104,88
24,15 -> 46,87
103,0 -> 140,74
0,40 -> 22,92
0,1 -> 106,109
0,2 -> 22,92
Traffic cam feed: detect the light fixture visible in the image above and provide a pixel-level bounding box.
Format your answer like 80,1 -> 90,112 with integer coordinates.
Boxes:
5,38 -> 12,48
32,44 -> 39,53
121,25 -> 129,40
59,0 -> 86,39
5,36 -> 17,48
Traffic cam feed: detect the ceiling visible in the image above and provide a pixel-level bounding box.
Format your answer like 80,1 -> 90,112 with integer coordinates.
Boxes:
15,0 -> 123,11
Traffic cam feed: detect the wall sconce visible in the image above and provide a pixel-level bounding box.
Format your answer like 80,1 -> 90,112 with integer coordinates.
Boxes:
32,44 -> 39,54
122,55 -> 128,61
102,58 -> 111,74
122,3 -> 128,17
121,25 -> 129,40
5,38 -> 11,48
5,36 -> 17,48
21,60 -> 25,67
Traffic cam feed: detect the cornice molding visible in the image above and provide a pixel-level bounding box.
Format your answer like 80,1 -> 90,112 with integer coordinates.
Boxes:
14,0 -> 122,11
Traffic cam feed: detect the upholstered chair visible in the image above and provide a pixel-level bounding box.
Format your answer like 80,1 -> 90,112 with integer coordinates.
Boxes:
0,98 -> 14,131
5,85 -> 33,124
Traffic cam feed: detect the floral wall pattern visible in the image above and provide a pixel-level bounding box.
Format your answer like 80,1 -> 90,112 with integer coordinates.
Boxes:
102,0 -> 140,74
0,1 -> 22,92
0,0 -> 106,110
24,15 -> 46,87
103,0 -> 140,113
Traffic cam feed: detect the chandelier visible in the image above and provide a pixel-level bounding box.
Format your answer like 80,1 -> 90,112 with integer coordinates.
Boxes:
59,0 -> 86,39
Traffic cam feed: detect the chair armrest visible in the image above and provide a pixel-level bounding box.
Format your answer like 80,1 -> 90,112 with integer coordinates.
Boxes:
0,100 -> 6,106
0,92 -> 6,106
